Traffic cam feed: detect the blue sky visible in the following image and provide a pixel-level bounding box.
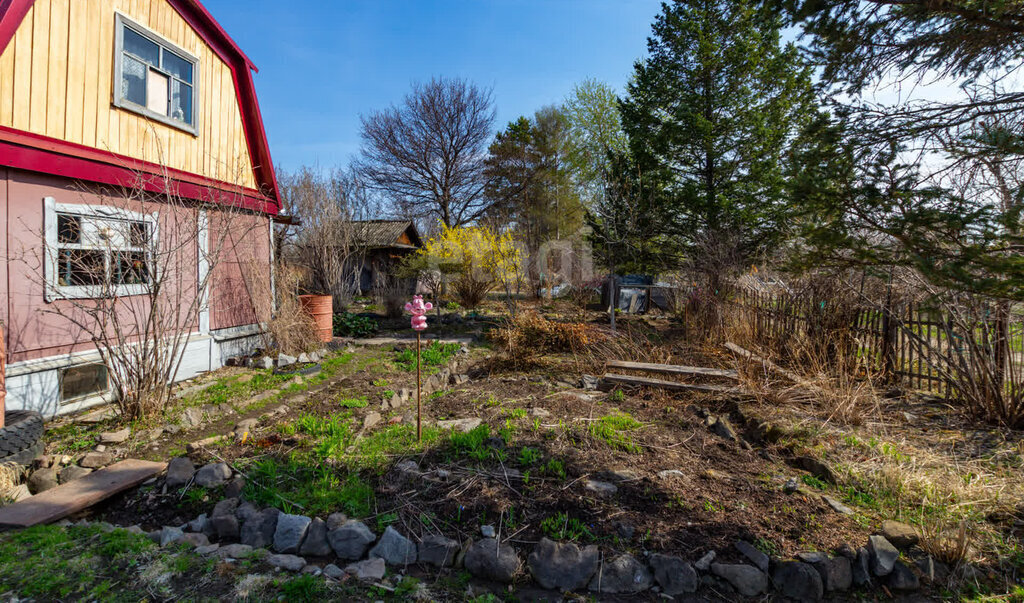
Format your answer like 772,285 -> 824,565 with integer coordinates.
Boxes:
204,0 -> 663,172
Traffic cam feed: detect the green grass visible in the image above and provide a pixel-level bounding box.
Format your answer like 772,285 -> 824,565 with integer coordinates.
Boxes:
540,512 -> 594,542
337,396 -> 369,409
278,573 -> 330,602
239,455 -> 374,517
588,411 -> 643,453
350,424 -> 444,471
394,341 -> 461,372
517,446 -> 541,466
448,424 -> 493,462
0,524 -> 190,601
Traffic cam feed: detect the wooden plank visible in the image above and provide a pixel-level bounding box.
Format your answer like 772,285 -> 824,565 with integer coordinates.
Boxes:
601,373 -> 735,394
0,459 -> 165,529
606,360 -> 739,380
725,341 -> 812,387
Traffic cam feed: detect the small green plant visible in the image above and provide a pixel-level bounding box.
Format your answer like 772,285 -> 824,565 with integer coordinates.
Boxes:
518,447 -> 541,466
278,573 -> 328,602
801,474 -> 828,490
610,389 -> 626,402
541,512 -> 594,542
372,379 -> 389,387
382,389 -> 396,399
702,499 -> 722,513
376,512 -> 398,533
446,301 -> 462,310
588,411 -> 643,453
337,397 -> 369,409
507,408 -> 527,419
449,424 -> 492,462
541,458 -> 567,480
333,312 -> 378,337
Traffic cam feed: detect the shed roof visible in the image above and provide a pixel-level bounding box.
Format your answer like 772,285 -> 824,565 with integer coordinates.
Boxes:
352,220 -> 422,249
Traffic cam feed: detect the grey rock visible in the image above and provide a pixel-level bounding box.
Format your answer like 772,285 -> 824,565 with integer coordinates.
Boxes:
584,479 -> 617,496
771,560 -> 823,602
823,495 -> 854,515
183,533 -> 210,547
853,547 -> 872,586
528,538 -> 599,591
299,518 -> 332,557
213,497 -> 240,517
160,526 -> 185,547
589,554 -> 653,594
707,415 -> 738,441
181,407 -> 205,428
267,553 -> 306,571
710,563 -> 767,597
784,477 -> 800,493
881,520 -> 919,549
322,563 -> 345,580
195,543 -> 220,555
345,558 -> 386,581
94,444 -> 107,453
649,553 -> 698,596
868,535 -> 899,576
369,526 -> 417,565
300,564 -> 320,575
836,543 -> 857,559
915,555 -> 948,583
59,465 -> 93,483
99,428 -> 131,444
241,508 -> 280,548
363,412 -> 382,429
824,556 -> 853,591
211,514 -> 240,541
418,535 -> 460,568
216,543 -> 254,559
437,417 -> 482,432
581,374 -> 599,390
79,451 -> 113,468
194,463 -> 231,488
297,353 -> 310,363
328,520 -> 376,560
187,513 -> 208,533
464,538 -> 520,583
735,540 -> 769,571
259,356 -> 274,370
236,502 -> 259,523
695,550 -> 716,571
273,513 -> 312,553
887,560 -> 920,591
277,353 -> 297,367
480,525 -> 496,538
224,476 -> 245,499
326,512 -> 348,530
796,551 -> 829,565
657,469 -> 685,480
798,456 -> 835,483
234,418 -> 259,434
28,467 -> 59,494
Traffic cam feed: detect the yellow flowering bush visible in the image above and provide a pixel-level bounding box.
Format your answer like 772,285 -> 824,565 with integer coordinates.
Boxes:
418,225 -> 523,308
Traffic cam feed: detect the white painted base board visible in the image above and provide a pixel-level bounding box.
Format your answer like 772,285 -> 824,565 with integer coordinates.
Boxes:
4,325 -> 264,418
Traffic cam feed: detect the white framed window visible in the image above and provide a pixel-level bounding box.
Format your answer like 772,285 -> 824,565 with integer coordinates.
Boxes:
44,197 -> 159,301
60,363 -> 110,404
113,13 -> 199,134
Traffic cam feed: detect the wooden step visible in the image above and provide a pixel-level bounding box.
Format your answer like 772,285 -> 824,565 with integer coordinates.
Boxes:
0,459 -> 166,529
606,360 -> 739,380
600,373 -> 736,394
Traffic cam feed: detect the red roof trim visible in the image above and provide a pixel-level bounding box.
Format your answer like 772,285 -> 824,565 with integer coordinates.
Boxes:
0,0 -> 281,209
0,134 -> 277,214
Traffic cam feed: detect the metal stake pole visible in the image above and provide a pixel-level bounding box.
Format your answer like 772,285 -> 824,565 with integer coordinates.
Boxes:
416,331 -> 422,441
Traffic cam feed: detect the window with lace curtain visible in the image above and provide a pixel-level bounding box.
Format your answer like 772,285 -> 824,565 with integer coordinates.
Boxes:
113,13 -> 198,135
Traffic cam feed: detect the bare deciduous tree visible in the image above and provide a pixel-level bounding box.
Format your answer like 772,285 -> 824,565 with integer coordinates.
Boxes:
356,77 -> 496,227
279,167 -> 371,312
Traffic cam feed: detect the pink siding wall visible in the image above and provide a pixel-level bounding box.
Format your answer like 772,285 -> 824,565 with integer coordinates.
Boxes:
1,168 -> 272,364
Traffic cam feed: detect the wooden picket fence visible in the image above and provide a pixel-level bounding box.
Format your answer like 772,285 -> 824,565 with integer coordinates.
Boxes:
733,289 -> 1019,396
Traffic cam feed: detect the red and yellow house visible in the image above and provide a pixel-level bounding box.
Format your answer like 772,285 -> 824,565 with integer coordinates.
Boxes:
0,0 -> 281,416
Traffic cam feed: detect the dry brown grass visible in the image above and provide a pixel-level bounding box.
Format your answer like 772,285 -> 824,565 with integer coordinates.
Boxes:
0,462 -> 24,504
255,264 -> 321,355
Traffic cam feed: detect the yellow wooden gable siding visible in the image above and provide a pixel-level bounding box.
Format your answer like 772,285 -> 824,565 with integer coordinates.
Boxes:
0,0 -> 257,190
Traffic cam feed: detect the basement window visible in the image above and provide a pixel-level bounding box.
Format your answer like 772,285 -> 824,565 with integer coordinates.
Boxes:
114,13 -> 198,134
44,198 -> 158,300
60,363 -> 110,404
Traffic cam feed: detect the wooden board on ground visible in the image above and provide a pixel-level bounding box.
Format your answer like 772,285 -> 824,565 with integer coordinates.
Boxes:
0,459 -> 166,529
724,341 -> 811,387
600,373 -> 736,394
606,360 -> 739,380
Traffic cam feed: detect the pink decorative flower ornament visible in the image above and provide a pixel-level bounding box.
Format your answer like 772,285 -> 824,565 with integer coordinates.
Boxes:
405,295 -> 433,331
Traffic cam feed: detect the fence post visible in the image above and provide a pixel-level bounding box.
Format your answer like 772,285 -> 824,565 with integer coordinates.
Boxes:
995,300 -> 1009,392
881,296 -> 897,382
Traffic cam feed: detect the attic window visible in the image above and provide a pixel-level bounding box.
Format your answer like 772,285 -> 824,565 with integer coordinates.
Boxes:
114,14 -> 198,134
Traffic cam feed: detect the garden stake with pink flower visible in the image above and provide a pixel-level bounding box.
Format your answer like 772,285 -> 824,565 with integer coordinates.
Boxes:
405,295 -> 433,441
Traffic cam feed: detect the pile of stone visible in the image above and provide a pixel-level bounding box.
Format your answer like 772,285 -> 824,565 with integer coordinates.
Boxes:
245,348 -> 330,371
143,456 -> 938,599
